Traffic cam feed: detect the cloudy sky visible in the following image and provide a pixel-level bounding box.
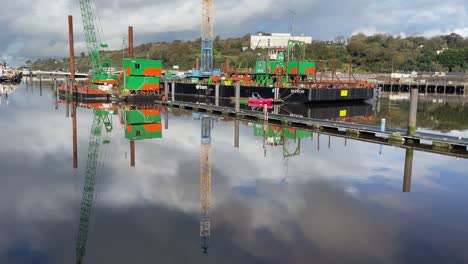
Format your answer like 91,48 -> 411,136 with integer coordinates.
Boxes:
0,0 -> 467,66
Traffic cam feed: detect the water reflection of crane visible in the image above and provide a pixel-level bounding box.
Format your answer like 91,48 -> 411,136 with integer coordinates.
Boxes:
255,124 -> 305,159
76,107 -> 113,264
195,114 -> 213,254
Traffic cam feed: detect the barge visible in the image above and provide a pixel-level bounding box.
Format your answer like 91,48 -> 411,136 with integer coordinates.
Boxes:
173,83 -> 374,103
172,41 -> 375,103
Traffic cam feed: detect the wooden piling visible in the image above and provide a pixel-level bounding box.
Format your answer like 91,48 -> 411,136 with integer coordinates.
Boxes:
164,109 -> 169,130
68,15 -> 75,83
403,148 -> 414,193
408,87 -> 418,136
164,79 -> 169,101
235,82 -> 240,113
130,140 -> 135,167
235,120 -> 240,148
128,26 -> 134,58
317,134 -> 320,151
171,82 -> 175,102
215,84 -> 220,107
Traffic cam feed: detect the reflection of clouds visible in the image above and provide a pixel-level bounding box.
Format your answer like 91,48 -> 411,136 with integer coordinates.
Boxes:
2,84 -> 467,216
216,181 -> 400,263
1,84 -> 468,262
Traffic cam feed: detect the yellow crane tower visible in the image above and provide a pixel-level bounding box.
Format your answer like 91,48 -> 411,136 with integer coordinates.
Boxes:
200,115 -> 212,254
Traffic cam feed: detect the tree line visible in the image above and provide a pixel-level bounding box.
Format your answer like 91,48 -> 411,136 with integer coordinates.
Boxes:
28,33 -> 468,73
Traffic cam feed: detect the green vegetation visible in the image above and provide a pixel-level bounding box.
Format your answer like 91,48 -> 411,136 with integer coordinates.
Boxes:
28,33 -> 468,73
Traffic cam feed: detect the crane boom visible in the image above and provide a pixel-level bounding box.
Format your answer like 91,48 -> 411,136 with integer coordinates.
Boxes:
78,0 -> 102,76
75,109 -> 112,264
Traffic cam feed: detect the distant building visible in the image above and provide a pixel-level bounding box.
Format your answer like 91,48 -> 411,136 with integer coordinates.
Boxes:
391,71 -> 418,78
250,32 -> 312,49
436,48 -> 448,55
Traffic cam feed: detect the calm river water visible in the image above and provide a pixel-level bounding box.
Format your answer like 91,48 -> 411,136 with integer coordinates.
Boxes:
0,83 -> 467,264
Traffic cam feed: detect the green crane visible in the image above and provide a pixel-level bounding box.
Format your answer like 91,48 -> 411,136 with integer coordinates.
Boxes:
78,0 -> 116,86
76,109 -> 112,264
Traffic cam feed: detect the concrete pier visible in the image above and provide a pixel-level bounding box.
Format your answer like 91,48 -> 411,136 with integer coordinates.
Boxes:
156,99 -> 468,158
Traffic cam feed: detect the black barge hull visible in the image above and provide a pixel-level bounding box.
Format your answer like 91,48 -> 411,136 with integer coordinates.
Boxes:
174,83 -> 374,103
174,95 -> 374,120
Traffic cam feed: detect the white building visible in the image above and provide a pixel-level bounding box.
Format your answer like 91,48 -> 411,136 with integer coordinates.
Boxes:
250,33 -> 312,49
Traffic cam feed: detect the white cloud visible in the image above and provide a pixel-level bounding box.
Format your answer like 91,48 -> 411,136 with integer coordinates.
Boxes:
0,0 -> 467,66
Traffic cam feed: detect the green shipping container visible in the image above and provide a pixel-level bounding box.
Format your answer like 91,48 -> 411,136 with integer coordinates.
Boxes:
125,124 -> 163,140
125,76 -> 161,91
299,61 -> 316,75
287,61 -> 299,75
254,124 -> 279,137
267,61 -> 286,73
125,110 -> 162,125
284,129 -> 312,139
123,59 -> 163,76
255,60 -> 268,74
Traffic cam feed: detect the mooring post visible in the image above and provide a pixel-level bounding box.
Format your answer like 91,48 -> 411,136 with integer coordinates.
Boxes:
130,140 -> 135,167
39,74 -> 42,89
164,79 -> 169,102
68,15 -> 75,84
69,77 -> 73,99
379,118 -> 386,156
403,148 -> 414,193
171,81 -> 175,102
215,83 -> 220,107
72,99 -> 78,169
317,134 -> 320,151
407,87 -> 419,137
235,120 -> 240,148
128,26 -> 134,58
54,83 -> 58,110
164,108 -> 169,130
235,82 -> 240,113
66,96 -> 70,118
66,77 -> 69,95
